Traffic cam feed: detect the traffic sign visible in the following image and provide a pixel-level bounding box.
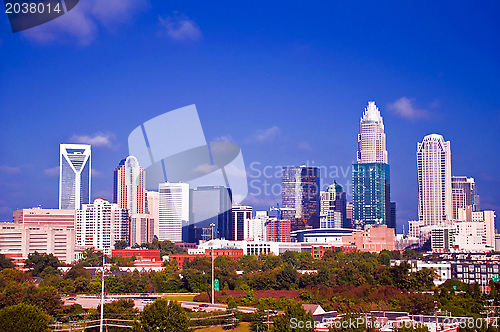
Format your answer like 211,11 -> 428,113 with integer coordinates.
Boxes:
214,279 -> 220,291
492,274 -> 499,282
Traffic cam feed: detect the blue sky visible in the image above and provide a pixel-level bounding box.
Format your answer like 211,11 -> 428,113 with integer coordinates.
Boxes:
0,1 -> 499,233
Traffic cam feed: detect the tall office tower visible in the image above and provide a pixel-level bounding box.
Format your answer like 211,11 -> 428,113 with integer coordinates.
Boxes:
266,218 -> 291,242
189,186 -> 232,242
346,202 -> 353,229
76,198 -> 129,255
389,202 -> 397,229
113,156 -> 146,215
357,101 -> 388,164
353,102 -> 391,229
244,211 -> 268,241
282,166 -> 320,231
146,191 -> 159,238
320,182 -> 347,228
59,144 -> 91,210
158,182 -> 189,242
452,176 -> 480,218
232,204 -> 252,241
417,134 -> 452,226
130,214 -> 154,246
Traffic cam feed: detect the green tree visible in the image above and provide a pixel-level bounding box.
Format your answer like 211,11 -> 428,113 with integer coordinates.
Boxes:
114,240 -> 129,250
24,252 -> 60,277
0,302 -> 51,332
79,248 -> 104,267
63,264 -> 90,280
271,302 -> 315,332
0,254 -> 14,271
133,299 -> 189,332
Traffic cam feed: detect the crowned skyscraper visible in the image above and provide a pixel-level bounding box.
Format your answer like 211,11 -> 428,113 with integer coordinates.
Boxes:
417,134 -> 452,226
59,144 -> 91,210
352,102 -> 392,229
113,156 -> 146,215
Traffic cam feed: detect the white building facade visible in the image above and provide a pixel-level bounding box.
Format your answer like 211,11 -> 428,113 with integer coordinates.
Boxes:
158,182 -> 189,242
357,101 -> 388,164
417,134 -> 452,226
59,143 -> 91,210
76,198 -> 129,254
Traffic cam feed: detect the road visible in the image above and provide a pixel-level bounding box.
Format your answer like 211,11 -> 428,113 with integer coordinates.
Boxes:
64,295 -> 258,313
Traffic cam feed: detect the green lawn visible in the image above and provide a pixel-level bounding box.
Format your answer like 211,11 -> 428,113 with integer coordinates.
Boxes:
197,322 -> 252,331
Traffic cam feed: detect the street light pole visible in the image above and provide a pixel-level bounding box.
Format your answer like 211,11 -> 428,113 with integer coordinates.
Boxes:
100,251 -> 105,332
210,223 -> 215,305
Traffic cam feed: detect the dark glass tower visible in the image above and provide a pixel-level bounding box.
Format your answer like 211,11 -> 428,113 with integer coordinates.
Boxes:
282,166 -> 320,231
189,186 -> 232,242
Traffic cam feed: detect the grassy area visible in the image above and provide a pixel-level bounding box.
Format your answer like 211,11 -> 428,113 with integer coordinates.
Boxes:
197,322 -> 252,331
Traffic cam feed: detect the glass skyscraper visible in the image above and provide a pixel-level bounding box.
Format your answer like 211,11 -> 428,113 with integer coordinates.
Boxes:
189,185 -> 232,242
352,163 -> 390,228
352,102 -> 392,229
59,143 -> 91,210
282,166 -> 320,231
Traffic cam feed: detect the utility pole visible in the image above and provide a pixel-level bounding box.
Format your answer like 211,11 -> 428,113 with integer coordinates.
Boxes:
434,300 -> 438,332
210,223 -> 215,305
266,309 -> 270,330
100,252 -> 105,332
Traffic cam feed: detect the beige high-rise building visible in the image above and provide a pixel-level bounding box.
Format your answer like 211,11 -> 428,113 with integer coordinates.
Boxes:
1,208 -> 79,265
146,191 -> 159,238
417,134 -> 452,226
130,214 -> 154,246
357,101 -> 388,164
113,156 -> 146,215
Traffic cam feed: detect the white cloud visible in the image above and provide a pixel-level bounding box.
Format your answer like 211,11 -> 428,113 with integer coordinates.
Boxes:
21,0 -> 149,46
159,13 -> 201,41
44,166 -> 60,177
222,163 -> 247,179
213,135 -> 234,143
251,126 -> 280,142
68,132 -> 117,149
0,165 -> 21,175
193,163 -> 213,175
297,142 -> 313,152
387,97 -> 430,120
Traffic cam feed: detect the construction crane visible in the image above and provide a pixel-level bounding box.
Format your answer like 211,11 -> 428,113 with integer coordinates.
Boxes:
269,203 -> 295,242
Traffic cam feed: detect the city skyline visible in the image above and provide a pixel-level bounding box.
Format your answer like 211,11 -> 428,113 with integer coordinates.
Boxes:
1,2 -> 499,234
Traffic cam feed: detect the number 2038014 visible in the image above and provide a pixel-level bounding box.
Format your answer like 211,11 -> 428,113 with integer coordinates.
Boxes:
5,2 -> 62,14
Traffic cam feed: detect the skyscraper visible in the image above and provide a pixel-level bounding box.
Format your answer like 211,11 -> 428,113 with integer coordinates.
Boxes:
417,134 -> 452,226
158,182 -> 189,242
282,166 -> 320,231
357,101 -> 388,164
320,182 -> 347,228
189,186 -> 232,242
76,198 -> 129,255
232,204 -> 252,241
113,156 -> 146,215
451,176 -> 480,218
352,102 -> 391,229
59,144 -> 91,210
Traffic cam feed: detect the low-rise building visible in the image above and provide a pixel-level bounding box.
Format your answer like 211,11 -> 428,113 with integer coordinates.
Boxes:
111,249 -> 161,262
